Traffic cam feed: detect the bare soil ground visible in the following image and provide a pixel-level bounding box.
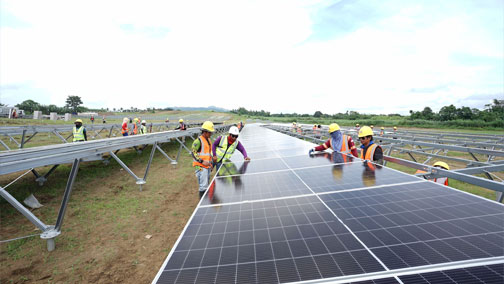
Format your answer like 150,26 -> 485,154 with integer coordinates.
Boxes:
1,145 -> 203,283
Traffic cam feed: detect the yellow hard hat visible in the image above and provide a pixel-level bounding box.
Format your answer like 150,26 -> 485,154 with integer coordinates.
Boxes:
356,123 -> 360,127
328,123 -> 340,133
358,126 -> 374,138
433,161 -> 450,170
381,127 -> 384,130
179,119 -> 184,123
393,126 -> 397,130
202,121 -> 215,132
75,119 -> 83,123
370,125 -> 374,128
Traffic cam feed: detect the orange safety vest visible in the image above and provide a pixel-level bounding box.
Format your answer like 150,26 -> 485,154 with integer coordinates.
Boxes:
133,124 -> 138,135
121,122 -> 129,134
330,135 -> 350,153
360,143 -> 379,160
192,135 -> 213,168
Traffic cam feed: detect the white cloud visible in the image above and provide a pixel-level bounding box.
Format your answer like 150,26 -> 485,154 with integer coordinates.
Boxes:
1,0 -> 502,114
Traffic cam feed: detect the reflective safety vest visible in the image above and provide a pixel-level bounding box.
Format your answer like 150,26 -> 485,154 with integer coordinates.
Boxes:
73,126 -> 85,142
360,143 -> 379,161
180,123 -> 187,130
216,136 -> 238,163
133,123 -> 138,135
121,123 -> 129,134
330,135 -> 350,154
140,125 -> 147,134
193,135 -> 213,168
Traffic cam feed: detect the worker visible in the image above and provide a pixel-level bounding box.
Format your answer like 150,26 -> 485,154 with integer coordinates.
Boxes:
292,122 -> 297,133
140,120 -> 148,134
131,118 -> 139,135
309,123 -> 358,157
102,115 -> 106,124
72,119 -> 87,142
175,119 -> 187,130
370,125 -> 374,130
393,126 -> 398,132
212,126 -> 250,169
239,121 -> 244,131
121,117 -> 129,136
297,124 -> 302,134
380,127 -> 385,136
165,118 -> 170,123
358,126 -> 383,163
355,123 -> 360,130
192,121 -> 215,199
416,161 -> 450,186
90,115 -> 95,124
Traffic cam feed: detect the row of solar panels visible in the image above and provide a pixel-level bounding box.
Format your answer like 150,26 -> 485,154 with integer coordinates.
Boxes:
153,124 -> 503,284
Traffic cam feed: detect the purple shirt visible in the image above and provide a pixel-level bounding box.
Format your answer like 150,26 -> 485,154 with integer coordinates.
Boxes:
212,135 -> 248,159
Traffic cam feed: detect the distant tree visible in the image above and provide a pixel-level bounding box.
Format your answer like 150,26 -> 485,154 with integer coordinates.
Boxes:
456,106 -> 473,120
439,104 -> 457,121
421,107 -> 434,120
65,96 -> 83,113
16,99 -> 41,114
313,111 -> 323,118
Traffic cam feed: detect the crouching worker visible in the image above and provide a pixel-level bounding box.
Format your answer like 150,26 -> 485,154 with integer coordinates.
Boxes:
192,121 -> 215,199
212,126 -> 250,169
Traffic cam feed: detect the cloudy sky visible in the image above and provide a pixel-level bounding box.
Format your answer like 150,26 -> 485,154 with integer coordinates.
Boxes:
1,0 -> 502,114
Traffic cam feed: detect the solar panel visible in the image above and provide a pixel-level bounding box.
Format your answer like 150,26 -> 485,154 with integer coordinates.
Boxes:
153,124 -> 504,284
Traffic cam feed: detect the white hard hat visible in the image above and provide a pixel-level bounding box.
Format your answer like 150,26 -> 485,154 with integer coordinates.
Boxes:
229,126 -> 240,135
141,120 -> 146,124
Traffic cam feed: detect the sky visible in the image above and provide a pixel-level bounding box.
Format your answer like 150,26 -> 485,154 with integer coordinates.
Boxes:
0,0 -> 503,115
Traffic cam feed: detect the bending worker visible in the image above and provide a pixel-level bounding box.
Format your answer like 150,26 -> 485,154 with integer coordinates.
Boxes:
358,126 -> 383,163
309,123 -> 358,157
73,119 -> 87,142
192,121 -> 215,199
212,126 -> 250,169
416,161 -> 450,186
175,119 -> 187,130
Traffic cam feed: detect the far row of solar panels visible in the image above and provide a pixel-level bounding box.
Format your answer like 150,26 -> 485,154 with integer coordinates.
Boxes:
153,124 -> 503,284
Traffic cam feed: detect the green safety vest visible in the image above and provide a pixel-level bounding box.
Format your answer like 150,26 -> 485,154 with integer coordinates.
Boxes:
141,125 -> 147,134
215,136 -> 238,162
73,126 -> 85,142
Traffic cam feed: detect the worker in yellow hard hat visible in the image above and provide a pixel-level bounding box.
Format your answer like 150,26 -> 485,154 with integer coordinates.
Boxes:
175,119 -> 187,130
358,126 -> 383,163
415,161 -> 450,186
309,123 -> 358,158
355,123 -> 360,130
192,121 -> 215,199
380,127 -> 385,136
73,119 -> 87,142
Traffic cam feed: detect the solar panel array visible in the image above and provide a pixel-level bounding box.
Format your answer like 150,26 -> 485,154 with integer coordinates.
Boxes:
153,125 -> 504,284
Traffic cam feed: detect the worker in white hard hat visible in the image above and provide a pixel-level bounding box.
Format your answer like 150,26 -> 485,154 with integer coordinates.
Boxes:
212,126 -> 251,169
140,120 -> 148,134
309,123 -> 358,158
416,161 -> 450,186
73,119 -> 87,142
175,119 -> 187,130
192,121 -> 215,199
121,117 -> 129,136
358,126 -> 383,163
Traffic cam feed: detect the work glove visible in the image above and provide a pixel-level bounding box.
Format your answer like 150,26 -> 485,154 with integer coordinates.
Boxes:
308,149 -> 315,156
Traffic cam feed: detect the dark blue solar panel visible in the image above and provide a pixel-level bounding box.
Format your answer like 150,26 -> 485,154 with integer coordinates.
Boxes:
399,263 -> 504,283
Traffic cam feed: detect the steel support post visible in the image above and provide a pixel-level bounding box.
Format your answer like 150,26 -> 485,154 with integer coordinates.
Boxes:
65,133 -> 73,141
497,192 -> 503,203
53,130 -> 69,143
108,126 -> 114,138
407,152 -> 417,163
142,142 -> 157,183
176,137 -> 193,154
22,132 -> 38,146
156,144 -> 177,165
33,165 -> 60,186
7,134 -> 20,147
19,129 -> 27,148
109,151 -> 143,188
0,186 -> 49,231
0,138 -> 10,150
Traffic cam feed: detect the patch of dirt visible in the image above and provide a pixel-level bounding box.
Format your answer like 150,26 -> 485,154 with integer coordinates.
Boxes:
1,151 -> 203,283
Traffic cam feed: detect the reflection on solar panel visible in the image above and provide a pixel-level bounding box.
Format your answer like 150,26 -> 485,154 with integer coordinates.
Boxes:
153,125 -> 504,284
